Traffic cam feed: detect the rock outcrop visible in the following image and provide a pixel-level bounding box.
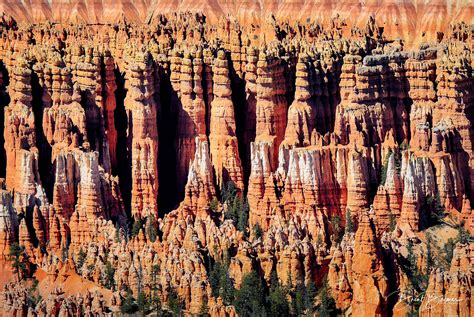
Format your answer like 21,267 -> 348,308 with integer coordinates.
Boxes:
0,11 -> 472,317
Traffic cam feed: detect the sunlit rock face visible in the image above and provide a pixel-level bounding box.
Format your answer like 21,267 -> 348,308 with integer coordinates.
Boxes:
0,6 -> 472,317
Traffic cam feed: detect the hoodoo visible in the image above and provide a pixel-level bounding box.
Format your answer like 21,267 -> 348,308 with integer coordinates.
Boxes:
0,3 -> 472,316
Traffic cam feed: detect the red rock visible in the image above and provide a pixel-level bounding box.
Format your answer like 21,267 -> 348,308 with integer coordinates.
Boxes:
175,50 -> 207,195
124,50 -> 159,219
209,50 -> 244,191
0,190 -> 17,256
351,212 -> 388,316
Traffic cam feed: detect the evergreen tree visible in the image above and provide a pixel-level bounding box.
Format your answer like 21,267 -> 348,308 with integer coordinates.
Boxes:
388,209 -> 397,232
234,272 -> 267,317
379,149 -> 393,185
198,300 -> 210,317
402,240 -> 426,315
304,281 -> 317,312
222,181 -> 249,237
253,224 -> 263,240
168,288 -> 182,316
344,208 -> 353,234
120,287 -> 138,314
131,218 -> 143,237
330,215 -> 343,244
209,198 -> 219,213
104,261 -> 116,290
425,233 -> 435,273
442,238 -> 456,268
293,283 -> 306,316
61,246 -> 68,261
76,248 -> 87,269
137,291 -> 150,314
209,261 -> 235,305
146,215 -> 158,242
9,243 -> 26,280
237,198 -> 249,235
317,275 -> 337,317
457,221 -> 470,244
268,272 -> 289,317
150,264 -> 162,315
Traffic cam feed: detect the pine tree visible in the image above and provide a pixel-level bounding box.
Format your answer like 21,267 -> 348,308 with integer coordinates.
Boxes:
442,238 -> 455,268
330,215 -> 343,244
293,283 -> 306,316
268,272 -> 289,317
237,198 -> 249,235
137,291 -> 150,314
146,215 -> 158,242
168,288 -> 182,316
61,246 -> 68,261
209,260 -> 235,305
425,233 -> 435,274
253,224 -> 263,240
150,264 -> 162,315
209,198 -> 219,213
317,275 -> 336,317
104,261 -> 115,290
344,208 -> 353,233
234,272 -> 267,317
120,287 -> 138,314
199,300 -> 210,317
457,221 -> 470,244
304,281 -> 317,312
131,218 -> 143,237
76,248 -> 87,269
9,243 -> 26,280
388,209 -> 397,232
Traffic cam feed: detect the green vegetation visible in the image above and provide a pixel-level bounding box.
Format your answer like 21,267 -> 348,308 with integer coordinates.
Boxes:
388,209 -> 397,232
344,209 -> 353,234
400,240 -> 427,316
76,248 -> 87,269
61,245 -> 68,261
316,275 -> 338,317
199,301 -> 210,317
234,271 -> 267,317
420,193 -> 446,229
168,288 -> 183,316
268,272 -> 290,317
222,182 -> 250,237
120,287 -> 138,314
210,198 -> 219,213
131,218 -> 144,237
425,233 -> 435,273
146,215 -> 159,242
253,224 -> 263,240
26,278 -> 42,309
456,221 -> 470,244
292,281 -> 317,316
104,261 -> 116,290
9,243 -> 26,280
330,215 -> 344,244
150,264 -> 163,315
137,290 -> 150,314
209,261 -> 235,305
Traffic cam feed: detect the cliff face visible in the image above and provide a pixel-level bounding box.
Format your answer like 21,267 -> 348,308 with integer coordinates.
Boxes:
0,9 -> 473,317
1,0 -> 472,46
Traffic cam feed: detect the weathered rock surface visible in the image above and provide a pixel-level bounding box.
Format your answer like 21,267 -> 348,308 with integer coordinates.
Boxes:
0,11 -> 472,317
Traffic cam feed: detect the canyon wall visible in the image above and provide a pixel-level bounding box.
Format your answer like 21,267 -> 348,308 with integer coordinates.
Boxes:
0,9 -> 472,317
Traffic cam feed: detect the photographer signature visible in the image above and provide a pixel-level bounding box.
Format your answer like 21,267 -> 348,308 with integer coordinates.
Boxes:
388,290 -> 463,311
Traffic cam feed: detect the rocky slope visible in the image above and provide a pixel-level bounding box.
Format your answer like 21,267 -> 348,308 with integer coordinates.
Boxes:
1,0 -> 474,46
0,10 -> 473,317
